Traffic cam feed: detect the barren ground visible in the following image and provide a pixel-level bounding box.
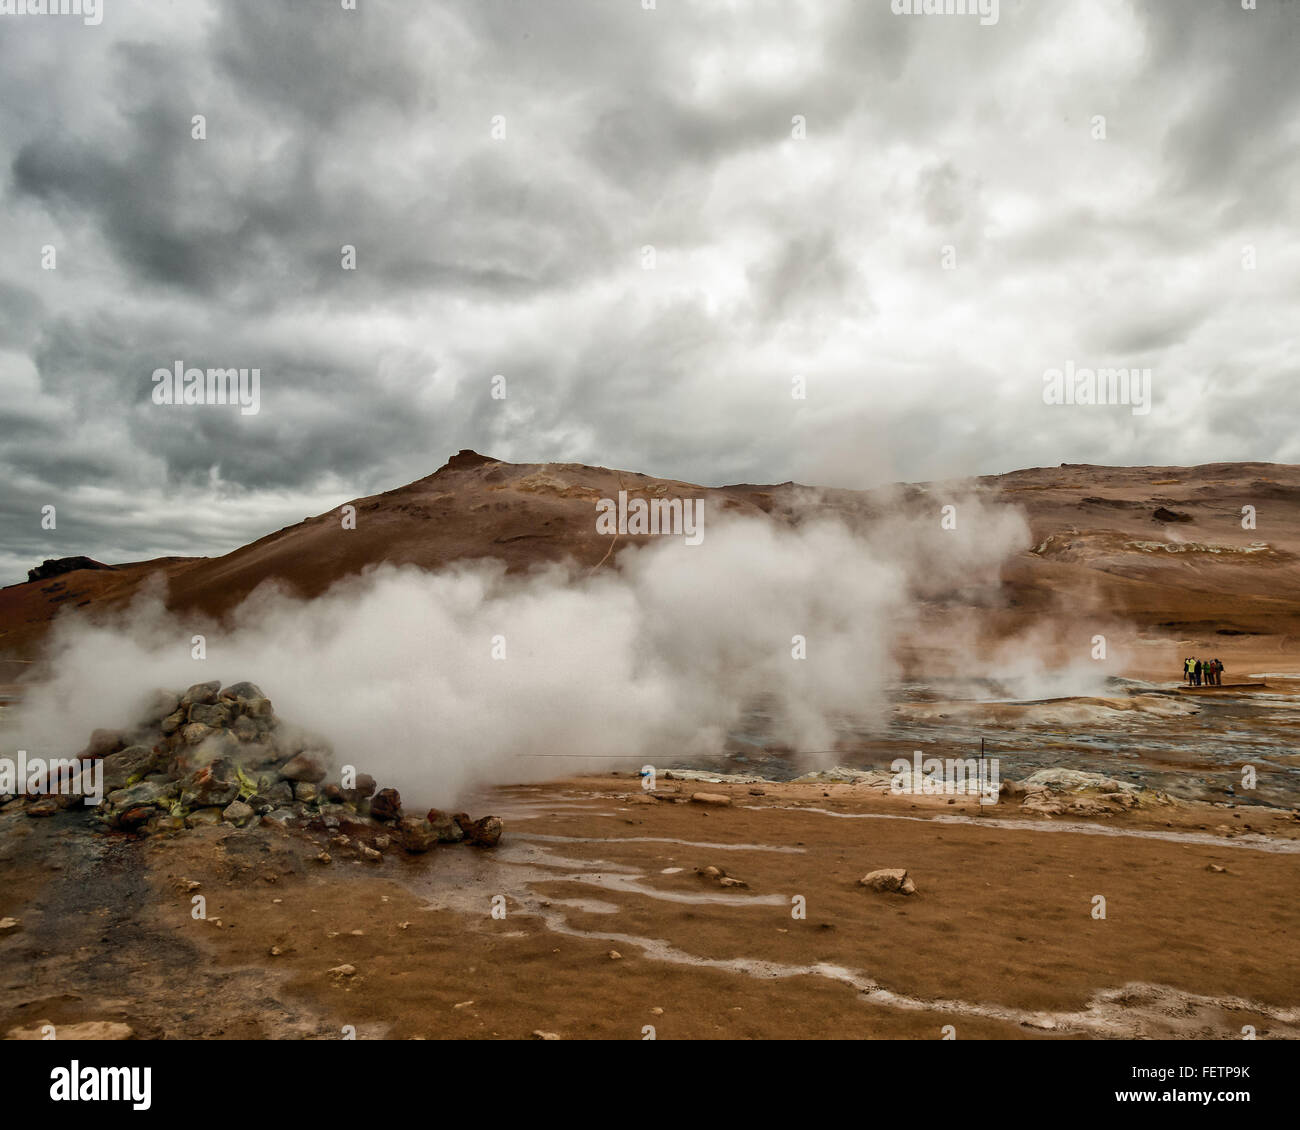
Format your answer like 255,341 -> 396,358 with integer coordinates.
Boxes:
3,773 -> 1296,1041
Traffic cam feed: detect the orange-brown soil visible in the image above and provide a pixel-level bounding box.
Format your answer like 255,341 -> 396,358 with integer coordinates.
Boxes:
2,775 -> 1296,1040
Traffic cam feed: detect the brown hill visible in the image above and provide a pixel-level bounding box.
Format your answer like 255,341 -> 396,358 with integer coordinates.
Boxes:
4,453 -> 1300,680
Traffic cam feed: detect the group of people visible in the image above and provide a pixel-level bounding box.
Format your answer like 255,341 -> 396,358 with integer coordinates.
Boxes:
1184,657 -> 1225,686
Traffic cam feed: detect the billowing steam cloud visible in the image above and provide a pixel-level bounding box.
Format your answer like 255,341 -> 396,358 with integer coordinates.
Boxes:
5,500 -> 1105,806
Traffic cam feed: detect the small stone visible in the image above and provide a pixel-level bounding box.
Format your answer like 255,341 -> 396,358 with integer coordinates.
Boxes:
718,876 -> 748,889
1206,863 -> 1227,873
160,710 -> 187,736
179,759 -> 240,808
328,963 -> 356,978
222,800 -> 254,826
316,851 -> 332,864
220,681 -> 265,702
180,680 -> 222,706
359,844 -> 382,861
180,722 -> 213,746
269,946 -> 282,956
25,798 -> 59,818
187,702 -> 231,728
425,809 -> 464,843
395,816 -> 439,853
608,950 -> 622,960
185,808 -> 223,828
454,812 -> 503,847
859,868 -> 917,895
531,1030 -> 561,1040
257,779 -> 294,807
0,917 -> 20,934
280,754 -> 327,784
370,787 -> 402,822
7,1020 -> 133,1041
241,696 -> 276,722
690,792 -> 731,806
343,773 -> 377,804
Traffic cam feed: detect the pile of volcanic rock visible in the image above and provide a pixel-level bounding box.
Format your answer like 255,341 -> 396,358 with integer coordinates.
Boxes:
10,680 -> 501,856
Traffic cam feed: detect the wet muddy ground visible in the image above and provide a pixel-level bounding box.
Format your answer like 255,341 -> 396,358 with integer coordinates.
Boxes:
2,773 -> 1297,1040
713,678 -> 1300,809
3,659 -> 1299,1041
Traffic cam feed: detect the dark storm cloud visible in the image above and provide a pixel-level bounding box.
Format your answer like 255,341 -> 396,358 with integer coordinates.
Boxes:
1,0 -> 1298,583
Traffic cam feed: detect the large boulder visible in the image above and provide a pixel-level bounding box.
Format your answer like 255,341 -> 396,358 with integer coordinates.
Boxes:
106,780 -> 174,811
187,702 -> 231,728
179,759 -> 240,809
101,746 -> 165,791
81,729 -> 127,761
220,682 -> 265,703
180,681 -> 222,708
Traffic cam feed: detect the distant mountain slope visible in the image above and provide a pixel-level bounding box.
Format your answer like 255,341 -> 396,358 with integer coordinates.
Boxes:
4,454 -> 1300,671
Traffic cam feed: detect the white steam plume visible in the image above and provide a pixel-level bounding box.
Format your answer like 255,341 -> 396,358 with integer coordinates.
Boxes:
5,502 -> 1086,807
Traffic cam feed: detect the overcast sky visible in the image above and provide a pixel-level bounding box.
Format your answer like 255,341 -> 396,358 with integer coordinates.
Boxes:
1,0 -> 1297,582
